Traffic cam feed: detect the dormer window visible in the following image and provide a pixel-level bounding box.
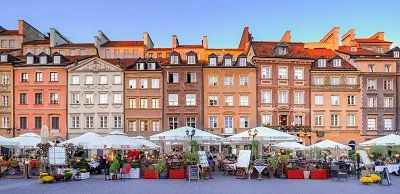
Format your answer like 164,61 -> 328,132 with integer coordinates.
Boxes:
238,57 -> 247,66
332,59 -> 341,67
0,54 -> 7,62
27,56 -> 34,65
53,56 -> 61,64
148,63 -> 156,70
350,47 -> 357,52
138,63 -> 145,70
317,59 -> 326,67
209,57 -> 217,66
187,55 -> 196,64
394,51 -> 399,58
278,47 -> 287,55
171,55 -> 179,64
375,47 -> 382,53
40,56 -> 47,64
224,57 -> 232,66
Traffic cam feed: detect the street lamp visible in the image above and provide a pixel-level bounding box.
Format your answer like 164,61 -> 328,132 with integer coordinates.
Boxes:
186,128 -> 196,152
248,129 -> 258,161
248,128 -> 258,141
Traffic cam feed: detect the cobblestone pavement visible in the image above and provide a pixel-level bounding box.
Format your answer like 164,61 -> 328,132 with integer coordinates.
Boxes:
0,173 -> 399,194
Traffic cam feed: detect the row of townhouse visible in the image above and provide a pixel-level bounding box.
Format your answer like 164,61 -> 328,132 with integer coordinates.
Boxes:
0,20 -> 399,147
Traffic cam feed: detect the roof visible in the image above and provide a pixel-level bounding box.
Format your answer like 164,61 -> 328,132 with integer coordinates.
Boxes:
0,49 -> 21,54
103,58 -> 137,69
55,43 -> 95,48
306,48 -> 357,71
123,58 -> 169,70
0,30 -> 19,36
251,41 -> 311,59
355,38 -> 392,44
176,45 -> 203,48
336,46 -> 386,56
147,48 -> 173,51
23,39 -> 50,45
101,41 -> 144,47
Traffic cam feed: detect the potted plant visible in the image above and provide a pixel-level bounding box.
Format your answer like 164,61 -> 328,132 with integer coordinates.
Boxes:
53,173 -> 65,182
303,164 -> 312,179
28,159 -> 40,177
129,162 -> 140,179
144,165 -> 158,179
310,165 -> 327,180
266,157 -> 279,179
285,163 -> 303,179
41,175 -> 55,184
63,170 -> 73,181
109,160 -> 120,180
156,159 -> 168,179
169,164 -> 185,179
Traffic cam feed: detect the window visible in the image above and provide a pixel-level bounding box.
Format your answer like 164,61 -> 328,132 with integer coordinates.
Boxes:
171,55 -> 179,64
278,91 -> 288,104
385,65 -> 391,72
71,116 -> 79,128
315,115 -> 323,126
384,97 -> 393,108
331,95 -> 339,105
186,117 -> 196,128
262,115 -> 271,125
278,47 -> 287,55
314,77 -> 324,85
80,49 -> 86,56
367,118 -> 376,130
239,75 -> 248,86
240,116 -> 249,128
224,117 -> 233,129
1,96 -> 8,106
187,55 -> 196,64
50,93 -> 59,104
105,49 -> 111,58
224,57 -> 232,66
149,63 -> 156,70
224,95 -> 233,106
261,66 -> 271,79
368,65 -> 374,73
332,59 -> 341,67
1,117 -> 8,128
1,73 -> 9,85
129,98 -> 136,109
39,56 -> 47,64
157,53 -> 162,59
262,90 -> 271,103
239,58 -> 247,66
9,39 -> 15,48
367,97 -> 376,107
294,91 -> 304,104
100,116 -> 108,128
113,93 -> 122,104
85,75 -> 93,84
376,47 -> 382,53
21,73 -> 28,82
330,114 -> 339,126
151,79 -> 159,88
140,98 -> 148,109
330,77 -> 340,85
59,50 -> 65,55
20,117 -> 27,129
99,93 -> 108,104
20,93 -> 27,104
168,94 -> 178,106
114,117 -> 122,128
394,51 -> 400,58
294,68 -> 303,80
209,76 -> 217,86
347,77 -> 356,85
148,53 -> 153,58
71,93 -> 80,104
1,40 -> 6,48
209,116 -> 218,128
367,79 -> 376,90
128,79 -> 136,88
168,73 -> 179,83
113,75 -> 122,84
0,54 -> 6,62
383,80 -> 392,90
86,116 -> 94,128
99,75 -> 108,85
186,94 -> 196,106
278,67 -> 288,79
27,56 -> 34,64
123,49 -> 129,58
53,56 -> 61,64
209,95 -> 218,106
85,93 -> 94,104
209,57 -> 217,66
152,98 -> 159,108
347,95 -> 355,105
224,75 -> 233,86
133,50 -> 139,58
140,79 -> 148,88
51,117 -> 59,129
384,118 -> 393,130
318,59 -> 326,67
35,117 -> 42,129
152,121 -> 160,131
35,93 -> 42,104
129,121 -> 137,131
72,75 -> 79,85
169,117 -> 178,129
50,72 -> 58,82
240,95 -> 249,106
347,115 -> 356,126
35,72 -> 43,82
187,72 -> 197,83
294,115 -> 303,126
315,95 -> 323,105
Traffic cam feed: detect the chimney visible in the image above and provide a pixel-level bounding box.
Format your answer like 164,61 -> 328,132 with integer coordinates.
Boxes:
202,36 -> 208,49
370,32 -> 385,41
172,35 -> 179,48
280,30 -> 291,42
143,32 -> 154,49
341,29 -> 355,46
18,20 -> 25,35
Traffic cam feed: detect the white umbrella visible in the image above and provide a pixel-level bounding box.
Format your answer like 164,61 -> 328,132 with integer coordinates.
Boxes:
150,126 -> 223,141
309,139 -> 351,150
11,133 -> 48,149
273,141 -> 309,151
360,134 -> 400,146
60,132 -> 102,148
226,126 -> 299,142
0,136 -> 18,147
86,130 -> 141,150
132,136 -> 160,150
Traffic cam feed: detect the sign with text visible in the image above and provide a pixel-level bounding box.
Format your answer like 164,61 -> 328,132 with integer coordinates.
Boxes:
237,150 -> 251,168
49,146 -> 66,165
198,151 -> 209,168
187,165 -> 199,181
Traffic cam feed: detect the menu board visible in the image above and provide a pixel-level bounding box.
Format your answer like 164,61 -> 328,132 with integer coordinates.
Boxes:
198,151 -> 209,168
49,146 -> 66,165
237,150 -> 251,168
187,165 -> 199,181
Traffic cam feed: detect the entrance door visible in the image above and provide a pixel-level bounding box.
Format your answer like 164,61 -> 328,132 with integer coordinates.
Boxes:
279,115 -> 288,126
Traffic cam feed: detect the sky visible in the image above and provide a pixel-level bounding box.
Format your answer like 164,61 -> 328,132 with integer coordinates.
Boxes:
1,0 -> 399,48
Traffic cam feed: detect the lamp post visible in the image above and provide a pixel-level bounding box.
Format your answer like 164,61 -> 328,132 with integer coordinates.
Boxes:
186,128 -> 196,153
6,127 -> 20,138
248,129 -> 258,160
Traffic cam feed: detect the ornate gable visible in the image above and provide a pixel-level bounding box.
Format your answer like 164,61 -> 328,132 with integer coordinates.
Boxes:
68,57 -> 122,72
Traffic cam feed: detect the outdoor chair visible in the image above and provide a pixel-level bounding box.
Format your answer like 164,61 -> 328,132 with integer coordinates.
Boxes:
330,165 -> 348,181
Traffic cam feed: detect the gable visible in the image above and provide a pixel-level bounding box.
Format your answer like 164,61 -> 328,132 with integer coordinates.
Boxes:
68,57 -> 123,72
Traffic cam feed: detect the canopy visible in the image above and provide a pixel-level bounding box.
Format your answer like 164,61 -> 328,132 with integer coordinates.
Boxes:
360,134 -> 400,147
226,126 -> 299,142
11,133 -> 49,149
0,136 -> 18,147
273,141 -> 309,151
309,139 -> 351,150
60,132 -> 102,147
132,136 -> 160,150
86,131 -> 142,150
150,126 -> 223,141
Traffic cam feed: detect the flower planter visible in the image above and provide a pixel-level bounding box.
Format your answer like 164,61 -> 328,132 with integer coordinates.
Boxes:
286,170 -> 304,179
143,169 -> 158,179
80,172 -> 90,180
303,171 -> 310,179
129,168 -> 140,179
169,169 -> 185,179
310,169 -> 327,180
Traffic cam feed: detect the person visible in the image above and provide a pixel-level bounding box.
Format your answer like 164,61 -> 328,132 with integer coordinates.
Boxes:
207,152 -> 215,171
